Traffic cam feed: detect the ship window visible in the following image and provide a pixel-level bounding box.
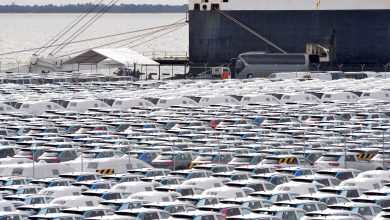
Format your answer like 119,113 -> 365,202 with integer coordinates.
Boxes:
211,4 -> 219,10
194,4 -> 200,10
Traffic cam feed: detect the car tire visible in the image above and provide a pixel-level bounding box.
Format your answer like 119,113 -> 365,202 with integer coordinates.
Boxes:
247,74 -> 254,78
376,167 -> 383,170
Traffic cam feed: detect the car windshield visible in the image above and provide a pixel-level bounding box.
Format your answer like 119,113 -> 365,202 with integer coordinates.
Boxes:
255,194 -> 272,200
195,155 -> 214,161
102,202 -> 121,211
353,115 -> 368,120
130,152 -> 143,158
0,180 -> 7,186
18,207 -> 38,214
307,117 -> 323,122
117,212 -> 139,217
156,154 -> 174,160
318,155 -> 341,161
36,209 -> 53,215
262,158 -> 280,164
83,152 -> 98,158
178,198 -> 197,206
231,156 -> 252,163
41,152 -> 60,157
320,188 -> 341,194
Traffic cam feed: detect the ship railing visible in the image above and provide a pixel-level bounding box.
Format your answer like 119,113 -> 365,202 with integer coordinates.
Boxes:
141,51 -> 188,59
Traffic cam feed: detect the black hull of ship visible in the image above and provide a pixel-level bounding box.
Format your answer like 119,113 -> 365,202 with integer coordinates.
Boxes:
188,10 -> 390,72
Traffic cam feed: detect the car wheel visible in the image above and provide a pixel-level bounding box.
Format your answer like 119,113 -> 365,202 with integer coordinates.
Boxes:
247,74 -> 254,78
376,167 -> 383,170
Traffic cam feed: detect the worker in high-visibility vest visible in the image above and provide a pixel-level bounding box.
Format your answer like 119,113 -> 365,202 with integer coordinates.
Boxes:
221,71 -> 230,80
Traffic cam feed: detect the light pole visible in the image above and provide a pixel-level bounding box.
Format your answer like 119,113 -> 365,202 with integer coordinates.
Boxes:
316,64 -> 321,78
360,64 -> 365,79
81,148 -> 84,172
385,63 -> 390,79
338,64 -> 344,72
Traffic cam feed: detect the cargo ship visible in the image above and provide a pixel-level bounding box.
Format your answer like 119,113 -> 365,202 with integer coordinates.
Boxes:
188,0 -> 390,71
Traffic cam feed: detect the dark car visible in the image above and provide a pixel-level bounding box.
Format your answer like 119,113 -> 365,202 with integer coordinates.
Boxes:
152,151 -> 196,170
37,149 -> 78,163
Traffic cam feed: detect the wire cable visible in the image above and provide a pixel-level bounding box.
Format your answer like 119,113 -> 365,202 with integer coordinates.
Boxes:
128,23 -> 187,49
58,22 -> 187,58
0,19 -> 186,57
50,0 -> 119,55
35,0 -> 105,56
115,18 -> 187,48
216,8 -> 287,54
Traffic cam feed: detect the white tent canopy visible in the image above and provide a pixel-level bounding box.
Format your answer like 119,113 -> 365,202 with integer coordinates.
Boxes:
64,48 -> 159,66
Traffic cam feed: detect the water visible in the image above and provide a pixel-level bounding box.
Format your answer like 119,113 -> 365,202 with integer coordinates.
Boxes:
0,13 -> 189,70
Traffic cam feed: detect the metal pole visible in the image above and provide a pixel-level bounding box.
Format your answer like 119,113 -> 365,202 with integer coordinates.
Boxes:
146,65 -> 148,81
158,65 -> 161,80
338,64 -> 343,72
344,136 -> 347,168
303,132 -> 306,167
81,148 -> 84,172
32,150 -> 35,179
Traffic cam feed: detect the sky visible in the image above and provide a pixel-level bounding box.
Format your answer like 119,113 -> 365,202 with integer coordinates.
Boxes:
0,0 -> 187,5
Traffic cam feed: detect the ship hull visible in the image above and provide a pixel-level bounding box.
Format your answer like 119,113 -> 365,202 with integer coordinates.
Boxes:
189,10 -> 390,70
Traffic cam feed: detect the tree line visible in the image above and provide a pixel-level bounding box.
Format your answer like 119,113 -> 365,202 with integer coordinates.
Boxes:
0,4 -> 188,13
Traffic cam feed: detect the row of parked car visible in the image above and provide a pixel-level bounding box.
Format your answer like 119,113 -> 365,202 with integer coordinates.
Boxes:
1,76 -> 390,115
0,72 -> 134,84
0,77 -> 389,219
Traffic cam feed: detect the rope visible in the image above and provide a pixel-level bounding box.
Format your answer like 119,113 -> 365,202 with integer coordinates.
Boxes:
215,8 -> 287,54
128,23 -> 187,49
116,18 -> 187,48
58,22 -> 187,58
0,21 -> 186,56
35,0 -> 105,56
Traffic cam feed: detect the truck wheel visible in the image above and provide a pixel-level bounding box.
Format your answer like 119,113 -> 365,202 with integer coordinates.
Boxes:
247,74 -> 254,78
